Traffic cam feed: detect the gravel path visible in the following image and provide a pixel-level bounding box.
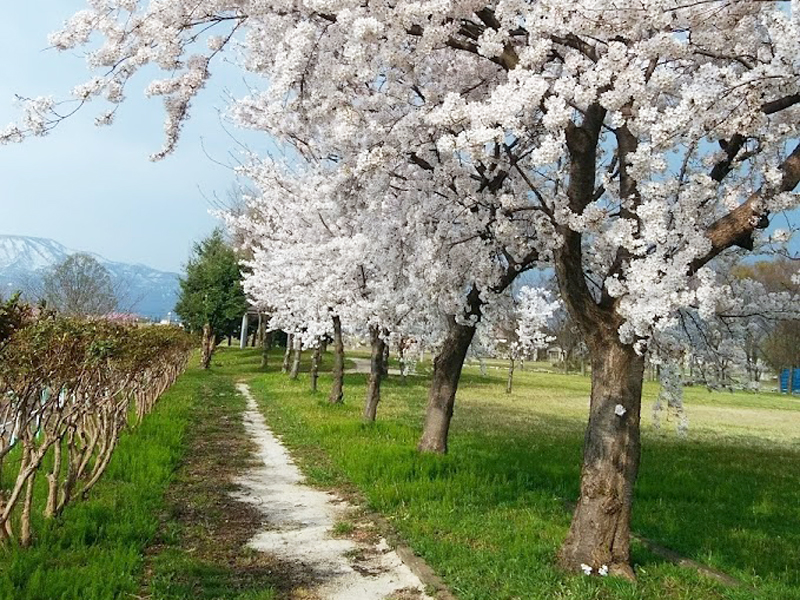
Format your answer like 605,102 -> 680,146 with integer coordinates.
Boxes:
232,382 -> 434,600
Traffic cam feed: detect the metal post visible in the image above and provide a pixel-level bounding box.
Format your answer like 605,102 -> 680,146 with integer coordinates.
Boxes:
239,313 -> 249,349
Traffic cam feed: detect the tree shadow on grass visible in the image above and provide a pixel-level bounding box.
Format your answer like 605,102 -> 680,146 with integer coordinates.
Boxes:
448,402 -> 800,588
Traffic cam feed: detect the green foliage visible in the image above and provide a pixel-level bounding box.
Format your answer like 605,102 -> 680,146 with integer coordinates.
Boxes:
0,293 -> 30,351
41,253 -> 118,316
0,314 -> 193,547
175,229 -> 247,338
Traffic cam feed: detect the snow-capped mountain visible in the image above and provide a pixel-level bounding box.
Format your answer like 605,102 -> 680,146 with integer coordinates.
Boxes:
0,235 -> 180,320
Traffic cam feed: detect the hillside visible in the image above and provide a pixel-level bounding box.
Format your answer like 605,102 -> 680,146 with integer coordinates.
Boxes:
0,235 -> 179,320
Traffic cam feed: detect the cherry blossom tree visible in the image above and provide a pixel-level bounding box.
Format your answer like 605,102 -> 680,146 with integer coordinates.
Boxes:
225,161 -> 465,420
4,0 -> 800,579
479,286 -> 558,393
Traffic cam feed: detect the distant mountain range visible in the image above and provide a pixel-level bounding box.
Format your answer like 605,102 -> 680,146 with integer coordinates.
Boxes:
0,235 -> 180,320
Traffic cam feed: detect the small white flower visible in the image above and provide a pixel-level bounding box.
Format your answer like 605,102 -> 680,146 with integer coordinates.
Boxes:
580,563 -> 593,575
615,404 -> 627,416
598,564 -> 609,576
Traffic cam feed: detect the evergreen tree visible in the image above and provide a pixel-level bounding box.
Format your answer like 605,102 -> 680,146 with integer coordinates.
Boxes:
175,230 -> 247,369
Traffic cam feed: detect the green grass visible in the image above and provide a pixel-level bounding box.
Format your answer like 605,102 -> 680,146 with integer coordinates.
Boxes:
332,520 -> 356,536
0,358 -> 206,600
235,348 -> 800,600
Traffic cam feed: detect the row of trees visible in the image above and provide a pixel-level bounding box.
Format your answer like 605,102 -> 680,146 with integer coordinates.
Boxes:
726,259 -> 800,382
0,295 -> 192,547
5,0 -> 800,580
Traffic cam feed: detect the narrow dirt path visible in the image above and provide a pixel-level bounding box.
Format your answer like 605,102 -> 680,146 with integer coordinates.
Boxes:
347,356 -> 408,376
234,382 -> 435,600
141,377 -> 311,600
345,357 -> 373,374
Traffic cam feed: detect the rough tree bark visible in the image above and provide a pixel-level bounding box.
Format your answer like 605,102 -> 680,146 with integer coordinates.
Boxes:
310,342 -> 322,391
417,314 -> 477,454
282,333 -> 293,374
416,250 -> 536,454
554,103 -> 649,578
557,332 -> 644,579
328,315 -> 345,404
363,326 -> 387,422
200,322 -> 216,369
289,336 -> 302,380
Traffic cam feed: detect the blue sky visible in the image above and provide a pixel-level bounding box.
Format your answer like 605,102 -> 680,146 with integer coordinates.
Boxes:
0,2 -> 266,273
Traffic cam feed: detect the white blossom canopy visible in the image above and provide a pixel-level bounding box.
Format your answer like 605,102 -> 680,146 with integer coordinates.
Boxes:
3,0 -> 799,345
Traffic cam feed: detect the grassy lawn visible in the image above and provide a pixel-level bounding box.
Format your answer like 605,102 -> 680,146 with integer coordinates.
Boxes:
239,347 -> 800,600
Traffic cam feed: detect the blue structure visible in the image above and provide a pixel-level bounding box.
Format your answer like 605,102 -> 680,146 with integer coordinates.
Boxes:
779,368 -> 800,394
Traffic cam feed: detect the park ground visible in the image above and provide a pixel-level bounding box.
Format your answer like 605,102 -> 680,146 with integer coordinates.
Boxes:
1,347 -> 799,600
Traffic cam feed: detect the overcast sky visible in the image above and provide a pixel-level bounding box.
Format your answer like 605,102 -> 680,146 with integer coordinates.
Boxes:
0,2 -> 266,273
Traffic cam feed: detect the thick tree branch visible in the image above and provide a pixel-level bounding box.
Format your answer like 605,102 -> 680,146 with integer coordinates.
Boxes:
691,142 -> 800,274
710,94 -> 800,182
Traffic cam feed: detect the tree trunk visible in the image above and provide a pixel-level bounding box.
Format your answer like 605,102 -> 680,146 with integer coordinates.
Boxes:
200,323 -> 215,369
398,341 -> 407,384
363,326 -> 387,422
282,333 -> 293,374
558,335 -> 645,580
417,317 -> 476,453
45,440 -> 62,519
311,342 -> 322,391
20,467 -> 35,547
261,330 -> 273,369
256,313 -> 264,345
328,315 -> 345,404
381,338 -> 390,377
506,358 -> 515,394
289,336 -> 302,380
